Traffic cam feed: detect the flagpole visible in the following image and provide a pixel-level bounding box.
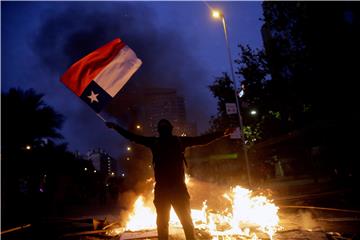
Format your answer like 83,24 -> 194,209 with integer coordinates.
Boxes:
96,113 -> 107,122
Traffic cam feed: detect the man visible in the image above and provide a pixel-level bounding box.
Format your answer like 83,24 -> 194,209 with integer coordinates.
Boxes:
106,119 -> 232,240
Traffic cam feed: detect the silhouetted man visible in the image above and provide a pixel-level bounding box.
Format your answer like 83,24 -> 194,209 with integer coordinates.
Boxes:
106,119 -> 232,240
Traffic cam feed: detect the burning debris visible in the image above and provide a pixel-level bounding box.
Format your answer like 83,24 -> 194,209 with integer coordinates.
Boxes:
105,182 -> 281,240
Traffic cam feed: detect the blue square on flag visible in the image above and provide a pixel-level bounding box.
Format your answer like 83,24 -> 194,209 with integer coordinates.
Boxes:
80,81 -> 112,113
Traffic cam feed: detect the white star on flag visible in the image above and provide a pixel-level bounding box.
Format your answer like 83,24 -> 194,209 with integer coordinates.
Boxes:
88,91 -> 99,103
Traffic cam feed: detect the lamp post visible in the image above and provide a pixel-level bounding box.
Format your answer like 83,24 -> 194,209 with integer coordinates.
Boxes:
212,10 -> 252,187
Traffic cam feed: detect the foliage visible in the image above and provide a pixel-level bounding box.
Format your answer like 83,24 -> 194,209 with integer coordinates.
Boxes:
209,2 -> 360,146
208,73 -> 237,132
2,88 -> 64,151
262,1 -> 360,125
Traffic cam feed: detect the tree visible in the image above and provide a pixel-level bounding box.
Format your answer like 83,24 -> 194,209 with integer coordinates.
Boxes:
262,2 -> 360,127
262,2 -> 360,154
2,88 -> 68,226
208,73 -> 237,133
235,44 -> 271,143
260,2 -> 360,179
208,44 -> 282,144
2,88 -> 64,151
208,2 -> 360,181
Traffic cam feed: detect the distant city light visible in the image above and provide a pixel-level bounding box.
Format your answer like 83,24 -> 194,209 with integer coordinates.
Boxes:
111,172 -> 115,176
250,110 -> 257,115
26,145 -> 31,150
84,167 -> 88,171
136,125 -> 141,129
127,146 -> 131,151
121,173 -> 125,177
126,157 -> 130,161
93,170 -> 97,173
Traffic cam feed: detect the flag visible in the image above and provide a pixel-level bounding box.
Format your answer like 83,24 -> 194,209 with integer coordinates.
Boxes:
60,38 -> 142,113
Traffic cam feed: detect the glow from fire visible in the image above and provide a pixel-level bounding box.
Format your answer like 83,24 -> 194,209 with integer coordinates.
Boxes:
207,186 -> 280,239
124,185 -> 280,239
185,173 -> 191,185
125,196 -> 156,231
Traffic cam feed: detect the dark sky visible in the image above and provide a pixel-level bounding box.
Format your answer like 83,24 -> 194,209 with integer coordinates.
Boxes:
2,1 -> 263,157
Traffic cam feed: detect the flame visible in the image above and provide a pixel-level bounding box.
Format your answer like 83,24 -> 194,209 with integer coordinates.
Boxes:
125,196 -> 156,231
185,173 -> 191,185
206,186 -> 280,239
123,185 -> 280,239
125,197 -> 207,231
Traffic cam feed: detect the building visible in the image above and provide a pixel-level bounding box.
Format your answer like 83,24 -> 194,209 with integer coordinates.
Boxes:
86,148 -> 117,176
142,88 -> 197,136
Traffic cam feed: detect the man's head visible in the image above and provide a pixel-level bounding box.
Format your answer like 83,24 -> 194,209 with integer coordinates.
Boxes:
157,119 -> 173,137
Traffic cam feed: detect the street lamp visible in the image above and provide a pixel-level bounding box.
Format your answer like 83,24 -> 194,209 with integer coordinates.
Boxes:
212,9 -> 252,186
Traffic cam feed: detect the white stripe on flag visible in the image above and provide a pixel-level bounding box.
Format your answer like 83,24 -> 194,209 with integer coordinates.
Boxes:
94,46 -> 142,97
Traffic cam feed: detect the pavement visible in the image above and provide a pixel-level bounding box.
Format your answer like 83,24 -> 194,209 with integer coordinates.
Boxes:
1,175 -> 359,239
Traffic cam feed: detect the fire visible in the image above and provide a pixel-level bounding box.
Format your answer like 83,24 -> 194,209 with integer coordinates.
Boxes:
125,196 -> 156,231
125,197 -> 206,231
207,186 -> 280,239
123,185 -> 280,239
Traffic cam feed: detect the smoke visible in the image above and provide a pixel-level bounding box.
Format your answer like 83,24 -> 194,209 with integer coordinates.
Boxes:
31,2 -> 216,198
281,209 -> 321,231
297,210 -> 319,230
32,2 -> 210,118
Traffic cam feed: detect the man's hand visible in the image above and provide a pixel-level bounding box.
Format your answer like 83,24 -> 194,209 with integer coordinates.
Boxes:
224,128 -> 236,136
106,122 -> 118,129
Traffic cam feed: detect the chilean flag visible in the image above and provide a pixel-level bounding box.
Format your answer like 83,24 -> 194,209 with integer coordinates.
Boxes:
61,38 -> 142,113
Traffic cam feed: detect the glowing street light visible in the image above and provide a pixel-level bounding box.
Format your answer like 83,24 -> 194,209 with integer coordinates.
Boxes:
127,146 -> 131,151
250,110 -> 257,115
212,10 -> 221,19
136,124 -> 141,130
84,167 -> 88,171
211,9 -> 252,187
26,145 -> 31,150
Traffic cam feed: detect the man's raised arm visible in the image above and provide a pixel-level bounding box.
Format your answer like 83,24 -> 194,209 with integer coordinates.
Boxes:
106,122 -> 152,146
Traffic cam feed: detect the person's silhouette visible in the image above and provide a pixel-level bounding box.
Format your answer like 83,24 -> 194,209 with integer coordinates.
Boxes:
106,119 -> 232,240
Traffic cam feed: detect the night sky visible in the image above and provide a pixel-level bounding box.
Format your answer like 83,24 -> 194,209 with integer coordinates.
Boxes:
2,1 -> 263,157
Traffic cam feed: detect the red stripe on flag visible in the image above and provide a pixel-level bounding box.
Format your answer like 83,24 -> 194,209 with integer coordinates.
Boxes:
60,38 -> 126,96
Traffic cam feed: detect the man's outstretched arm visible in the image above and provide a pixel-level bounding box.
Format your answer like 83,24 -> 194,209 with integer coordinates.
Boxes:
106,122 -> 152,146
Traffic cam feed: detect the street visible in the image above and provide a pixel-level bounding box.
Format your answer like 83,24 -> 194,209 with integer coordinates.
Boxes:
1,175 -> 359,240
